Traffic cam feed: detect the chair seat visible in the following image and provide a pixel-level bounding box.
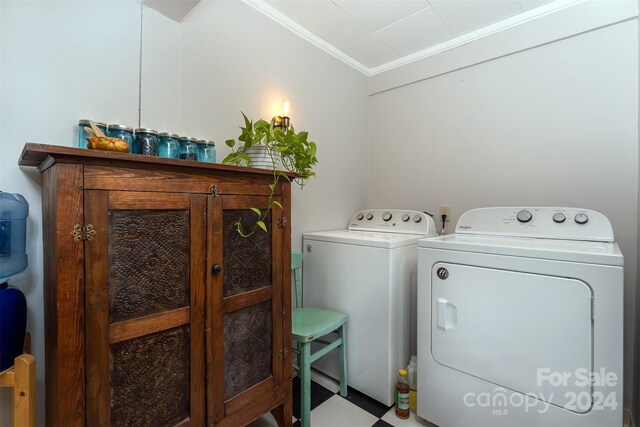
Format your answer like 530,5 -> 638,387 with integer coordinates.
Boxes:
292,308 -> 347,343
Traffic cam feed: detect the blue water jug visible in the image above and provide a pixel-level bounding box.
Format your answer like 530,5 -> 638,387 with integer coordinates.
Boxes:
0,191 -> 29,370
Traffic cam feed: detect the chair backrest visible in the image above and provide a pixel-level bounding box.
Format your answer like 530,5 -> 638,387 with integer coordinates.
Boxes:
291,252 -> 303,308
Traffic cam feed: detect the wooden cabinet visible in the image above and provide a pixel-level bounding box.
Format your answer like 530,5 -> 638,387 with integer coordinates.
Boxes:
19,143 -> 293,427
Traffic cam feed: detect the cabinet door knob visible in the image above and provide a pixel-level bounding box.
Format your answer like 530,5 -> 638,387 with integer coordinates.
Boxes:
212,264 -> 222,275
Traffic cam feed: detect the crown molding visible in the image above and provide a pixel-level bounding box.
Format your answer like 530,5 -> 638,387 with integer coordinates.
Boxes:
368,0 -> 586,75
241,0 -> 370,75
239,0 -> 621,78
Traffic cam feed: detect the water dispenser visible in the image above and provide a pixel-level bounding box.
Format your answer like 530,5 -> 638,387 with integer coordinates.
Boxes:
0,191 -> 29,370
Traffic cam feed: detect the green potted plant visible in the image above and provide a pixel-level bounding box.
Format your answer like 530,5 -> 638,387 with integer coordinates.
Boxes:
223,112 -> 317,237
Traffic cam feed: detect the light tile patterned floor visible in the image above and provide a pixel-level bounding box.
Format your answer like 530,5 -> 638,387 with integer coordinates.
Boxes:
248,370 -> 437,427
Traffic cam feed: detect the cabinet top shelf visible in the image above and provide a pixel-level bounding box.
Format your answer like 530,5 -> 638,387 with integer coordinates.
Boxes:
18,143 -> 297,178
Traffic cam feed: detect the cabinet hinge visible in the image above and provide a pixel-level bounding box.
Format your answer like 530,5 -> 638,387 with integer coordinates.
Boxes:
209,184 -> 219,197
278,347 -> 289,360
72,224 -> 96,242
277,217 -> 287,229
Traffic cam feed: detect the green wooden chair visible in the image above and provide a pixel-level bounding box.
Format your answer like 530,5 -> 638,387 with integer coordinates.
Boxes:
291,252 -> 347,427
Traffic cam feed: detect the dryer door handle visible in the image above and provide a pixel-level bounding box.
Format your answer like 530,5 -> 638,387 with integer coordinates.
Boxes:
437,298 -> 457,331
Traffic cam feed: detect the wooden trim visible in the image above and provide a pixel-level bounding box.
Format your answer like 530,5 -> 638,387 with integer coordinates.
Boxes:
224,377 -> 274,414
108,191 -> 191,209
207,196 -> 225,425
218,380 -> 291,427
189,195 -> 207,426
271,197 -> 284,386
221,195 -> 273,210
108,307 -> 191,344
43,164 -> 86,427
279,181 -> 293,383
19,143 -> 298,178
222,287 -> 272,313
84,190 -> 110,427
85,165 -> 276,196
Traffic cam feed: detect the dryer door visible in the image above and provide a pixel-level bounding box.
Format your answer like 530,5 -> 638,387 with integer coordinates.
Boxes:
431,263 -> 593,413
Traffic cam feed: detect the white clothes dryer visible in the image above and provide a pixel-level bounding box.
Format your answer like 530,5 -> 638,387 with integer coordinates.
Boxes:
303,209 -> 437,406
417,207 -> 623,427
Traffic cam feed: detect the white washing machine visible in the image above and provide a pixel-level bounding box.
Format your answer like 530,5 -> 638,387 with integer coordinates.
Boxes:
417,207 -> 623,427
303,209 -> 437,406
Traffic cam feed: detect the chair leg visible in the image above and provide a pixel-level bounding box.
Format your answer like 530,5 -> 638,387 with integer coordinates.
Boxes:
300,342 -> 312,427
338,324 -> 348,397
13,354 -> 36,427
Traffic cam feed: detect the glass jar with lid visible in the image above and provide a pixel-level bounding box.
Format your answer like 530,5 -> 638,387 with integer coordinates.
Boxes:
78,119 -> 107,149
179,137 -> 198,161
107,124 -> 134,152
158,132 -> 181,159
133,128 -> 159,156
197,140 -> 216,163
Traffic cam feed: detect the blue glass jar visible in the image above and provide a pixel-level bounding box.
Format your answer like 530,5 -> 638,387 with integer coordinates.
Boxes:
179,137 -> 198,161
78,119 -> 107,149
107,124 -> 134,152
197,140 -> 216,163
134,128 -> 159,156
0,191 -> 28,371
158,132 -> 181,159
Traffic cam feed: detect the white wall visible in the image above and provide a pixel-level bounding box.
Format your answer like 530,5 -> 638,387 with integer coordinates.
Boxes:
140,6 -> 181,131
0,1 -> 368,425
0,1 -> 142,425
369,20 -> 639,408
177,0 -> 370,247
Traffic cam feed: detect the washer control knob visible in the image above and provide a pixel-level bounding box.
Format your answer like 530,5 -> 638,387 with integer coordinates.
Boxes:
552,213 -> 566,223
574,213 -> 589,224
356,213 -> 364,220
402,214 -> 410,222
366,212 -> 374,220
382,212 -> 392,222
413,214 -> 422,223
516,209 -> 533,223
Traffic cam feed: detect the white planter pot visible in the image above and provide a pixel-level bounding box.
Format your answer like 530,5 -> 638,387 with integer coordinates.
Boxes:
246,145 -> 282,170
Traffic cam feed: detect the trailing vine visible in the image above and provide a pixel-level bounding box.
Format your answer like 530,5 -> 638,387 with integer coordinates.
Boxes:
222,112 -> 317,237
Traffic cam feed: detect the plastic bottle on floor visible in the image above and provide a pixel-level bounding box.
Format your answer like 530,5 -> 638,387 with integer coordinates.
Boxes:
396,368 -> 410,419
407,356 -> 418,413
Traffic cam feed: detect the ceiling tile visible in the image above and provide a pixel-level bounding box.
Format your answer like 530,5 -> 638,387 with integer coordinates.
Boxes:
520,0 -> 553,12
428,0 -> 522,35
376,6 -> 451,56
265,0 -> 335,24
332,0 -> 430,32
304,6 -> 400,67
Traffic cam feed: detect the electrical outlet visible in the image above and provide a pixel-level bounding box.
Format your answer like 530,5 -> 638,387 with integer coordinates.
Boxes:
440,205 -> 451,220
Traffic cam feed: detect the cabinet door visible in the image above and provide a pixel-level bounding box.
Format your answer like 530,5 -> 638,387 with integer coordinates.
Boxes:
84,191 -> 206,427
206,195 -> 286,425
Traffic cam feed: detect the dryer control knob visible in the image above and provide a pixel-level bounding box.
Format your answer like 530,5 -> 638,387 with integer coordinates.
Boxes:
552,213 -> 566,223
366,212 -> 374,220
382,212 -> 392,221
413,215 -> 422,223
402,214 -> 410,222
575,213 -> 589,224
356,213 -> 364,220
516,209 -> 533,223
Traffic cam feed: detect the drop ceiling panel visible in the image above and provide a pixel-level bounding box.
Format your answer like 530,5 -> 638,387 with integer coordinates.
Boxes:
428,0 -> 523,35
332,0 -> 430,32
376,6 -> 452,56
265,0 -> 335,24
304,6 -> 400,67
520,0 -> 554,12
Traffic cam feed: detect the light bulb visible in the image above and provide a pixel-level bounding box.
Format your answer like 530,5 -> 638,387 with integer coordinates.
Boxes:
283,100 -> 290,117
